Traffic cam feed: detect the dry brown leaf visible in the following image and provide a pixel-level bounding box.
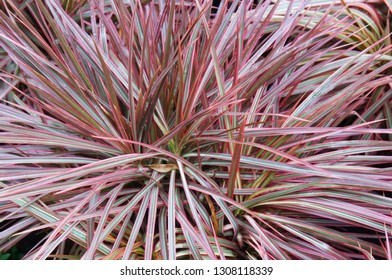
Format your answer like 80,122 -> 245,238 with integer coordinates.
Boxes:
147,164 -> 178,173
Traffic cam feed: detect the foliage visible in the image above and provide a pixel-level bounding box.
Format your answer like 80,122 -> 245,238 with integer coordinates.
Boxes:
0,0 -> 391,259
0,247 -> 24,260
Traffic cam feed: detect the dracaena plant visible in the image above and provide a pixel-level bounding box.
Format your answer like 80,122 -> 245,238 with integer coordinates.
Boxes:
0,0 -> 391,260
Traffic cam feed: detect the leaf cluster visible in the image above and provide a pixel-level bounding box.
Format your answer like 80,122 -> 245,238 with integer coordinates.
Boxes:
0,0 -> 391,259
